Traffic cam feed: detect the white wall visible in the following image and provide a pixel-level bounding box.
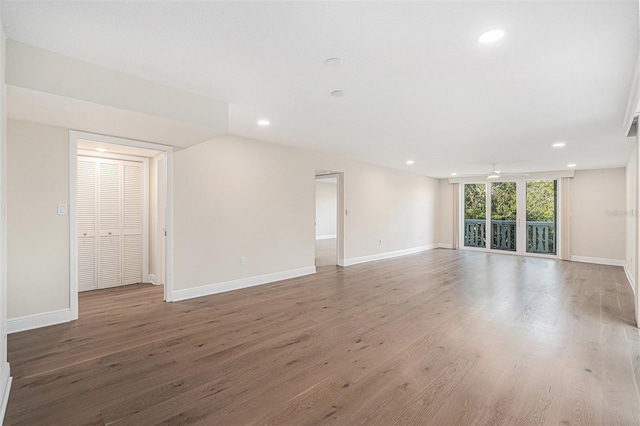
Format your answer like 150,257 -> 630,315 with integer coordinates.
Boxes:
173,134 -> 439,296
571,168 -> 626,262
7,120 -> 69,318
315,181 -> 336,238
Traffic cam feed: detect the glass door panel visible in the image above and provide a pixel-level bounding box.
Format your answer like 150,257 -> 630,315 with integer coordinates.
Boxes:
490,182 -> 517,251
526,180 -> 557,255
463,183 -> 486,248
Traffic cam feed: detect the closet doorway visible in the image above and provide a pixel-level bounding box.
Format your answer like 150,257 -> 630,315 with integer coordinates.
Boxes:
69,131 -> 174,320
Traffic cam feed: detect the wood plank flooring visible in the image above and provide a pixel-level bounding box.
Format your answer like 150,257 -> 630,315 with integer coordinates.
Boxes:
5,249 -> 640,425
315,238 -> 336,267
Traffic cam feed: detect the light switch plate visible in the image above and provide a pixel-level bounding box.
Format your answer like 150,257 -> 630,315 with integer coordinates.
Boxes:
57,203 -> 68,215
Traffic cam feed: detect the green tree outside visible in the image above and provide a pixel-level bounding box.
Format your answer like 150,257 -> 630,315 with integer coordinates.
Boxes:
464,183 -> 486,219
526,180 -> 556,222
491,182 -> 517,220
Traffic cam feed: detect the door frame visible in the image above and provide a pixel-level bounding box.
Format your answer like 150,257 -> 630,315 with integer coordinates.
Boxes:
69,131 -> 174,320
459,178 -> 560,259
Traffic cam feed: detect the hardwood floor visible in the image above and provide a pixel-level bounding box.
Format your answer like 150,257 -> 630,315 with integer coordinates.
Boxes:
315,238 -> 336,266
5,249 -> 640,425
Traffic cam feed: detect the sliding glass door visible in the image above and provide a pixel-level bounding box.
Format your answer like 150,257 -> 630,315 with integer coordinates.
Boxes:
526,180 -> 557,255
491,182 -> 517,251
463,179 -> 557,257
464,183 -> 486,248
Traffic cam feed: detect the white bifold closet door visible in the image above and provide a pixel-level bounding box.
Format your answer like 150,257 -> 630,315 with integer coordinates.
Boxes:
77,158 -> 97,292
77,156 -> 143,291
122,161 -> 143,285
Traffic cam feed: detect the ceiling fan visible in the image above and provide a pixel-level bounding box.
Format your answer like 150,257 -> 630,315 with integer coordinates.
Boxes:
452,163 -> 532,180
486,163 -> 501,180
484,163 -> 531,180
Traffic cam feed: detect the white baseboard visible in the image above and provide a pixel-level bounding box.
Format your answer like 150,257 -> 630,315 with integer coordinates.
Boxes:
437,243 -> 454,249
340,244 -> 438,267
171,266 -> 316,302
315,234 -> 337,240
8,308 -> 72,334
148,273 -> 157,285
570,255 -> 625,267
0,362 -> 11,425
625,265 -> 636,295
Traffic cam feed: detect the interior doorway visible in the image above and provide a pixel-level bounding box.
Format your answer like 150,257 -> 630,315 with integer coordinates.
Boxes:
315,172 -> 340,267
69,131 -> 173,320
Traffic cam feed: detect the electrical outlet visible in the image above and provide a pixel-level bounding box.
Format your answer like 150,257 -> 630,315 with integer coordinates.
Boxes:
240,256 -> 246,265
57,203 -> 68,215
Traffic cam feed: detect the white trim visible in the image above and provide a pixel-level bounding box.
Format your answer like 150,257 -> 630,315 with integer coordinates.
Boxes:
623,47 -> 640,134
69,135 -> 78,319
340,244 -> 438,267
69,131 -> 174,311
0,362 -> 11,425
7,309 -> 72,334
625,265 -> 636,295
165,150 -> 174,301
148,273 -> 157,285
315,234 -> 336,240
171,266 -> 316,302
77,149 -> 150,163
438,243 -> 454,249
449,170 -> 574,184
570,255 -> 626,267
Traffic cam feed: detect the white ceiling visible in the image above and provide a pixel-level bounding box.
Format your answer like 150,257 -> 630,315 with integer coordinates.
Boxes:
2,1 -> 638,178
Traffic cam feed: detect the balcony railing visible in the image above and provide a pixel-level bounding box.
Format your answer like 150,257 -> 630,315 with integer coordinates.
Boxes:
492,220 -> 516,251
464,219 -> 555,254
527,221 -> 555,254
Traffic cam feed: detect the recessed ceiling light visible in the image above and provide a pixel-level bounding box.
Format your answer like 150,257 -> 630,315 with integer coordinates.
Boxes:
95,148 -> 108,152
552,142 -> 566,148
406,160 -> 414,165
477,29 -> 505,45
451,172 -> 457,176
567,163 -> 576,168
330,90 -> 345,98
257,119 -> 270,126
324,58 -> 343,68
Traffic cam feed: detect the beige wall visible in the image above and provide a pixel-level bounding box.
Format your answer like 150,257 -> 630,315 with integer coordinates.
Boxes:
173,135 -> 315,290
0,8 -> 8,398
331,158 -> 437,259
626,146 -> 637,289
570,168 -> 626,261
626,142 -> 639,326
315,181 -> 337,238
173,134 -> 439,292
7,120 -> 69,318
437,179 -> 454,246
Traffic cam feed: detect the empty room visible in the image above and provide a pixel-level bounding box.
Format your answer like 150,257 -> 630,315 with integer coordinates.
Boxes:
0,1 -> 639,425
